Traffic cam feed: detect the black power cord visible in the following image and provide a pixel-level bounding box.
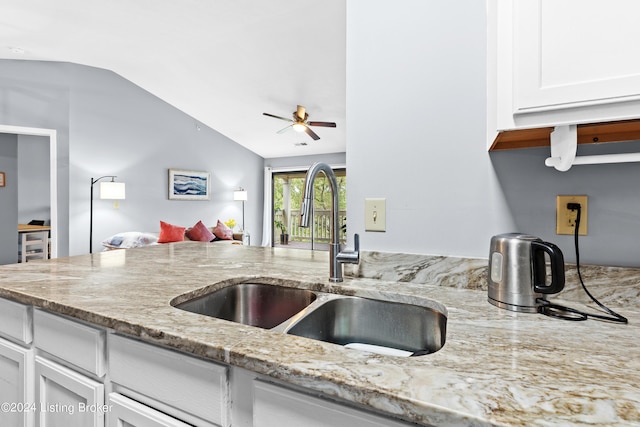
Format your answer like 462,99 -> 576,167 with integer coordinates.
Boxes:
537,203 -> 628,323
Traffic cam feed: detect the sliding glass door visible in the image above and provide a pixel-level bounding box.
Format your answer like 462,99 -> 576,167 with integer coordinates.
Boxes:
272,168 -> 346,250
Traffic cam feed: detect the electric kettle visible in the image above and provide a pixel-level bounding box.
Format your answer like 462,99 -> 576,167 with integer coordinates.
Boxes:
488,233 -> 565,313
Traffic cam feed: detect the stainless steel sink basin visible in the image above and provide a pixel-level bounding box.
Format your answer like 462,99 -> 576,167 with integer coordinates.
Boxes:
173,283 -> 317,329
285,296 -> 446,356
173,282 -> 446,356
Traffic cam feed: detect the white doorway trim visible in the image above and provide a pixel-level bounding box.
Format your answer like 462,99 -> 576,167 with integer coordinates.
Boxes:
0,124 -> 58,259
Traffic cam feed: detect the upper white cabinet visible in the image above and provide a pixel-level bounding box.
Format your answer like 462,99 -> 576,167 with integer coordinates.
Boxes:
488,0 -> 640,148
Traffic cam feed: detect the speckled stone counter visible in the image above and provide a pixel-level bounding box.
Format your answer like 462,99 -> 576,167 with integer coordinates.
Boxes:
0,243 -> 639,426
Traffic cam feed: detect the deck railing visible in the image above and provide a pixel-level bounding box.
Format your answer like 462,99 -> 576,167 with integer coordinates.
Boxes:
274,209 -> 347,244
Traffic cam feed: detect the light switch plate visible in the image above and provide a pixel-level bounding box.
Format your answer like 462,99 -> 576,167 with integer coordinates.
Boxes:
365,198 -> 386,232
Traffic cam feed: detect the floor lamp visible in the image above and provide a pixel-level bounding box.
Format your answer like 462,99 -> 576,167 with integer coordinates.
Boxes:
233,188 -> 248,230
90,176 -> 126,253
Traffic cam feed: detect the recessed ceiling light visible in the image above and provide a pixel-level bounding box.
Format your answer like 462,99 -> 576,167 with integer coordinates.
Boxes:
8,47 -> 25,54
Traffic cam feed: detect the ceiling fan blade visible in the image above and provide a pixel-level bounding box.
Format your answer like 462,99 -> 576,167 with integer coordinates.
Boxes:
307,121 -> 337,128
295,105 -> 306,121
263,112 -> 293,122
304,126 -> 321,140
277,125 -> 293,134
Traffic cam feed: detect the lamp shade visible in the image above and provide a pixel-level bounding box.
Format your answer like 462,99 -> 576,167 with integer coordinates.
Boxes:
233,189 -> 248,201
100,181 -> 126,200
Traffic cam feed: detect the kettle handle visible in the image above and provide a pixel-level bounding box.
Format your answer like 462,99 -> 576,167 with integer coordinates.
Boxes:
531,241 -> 565,294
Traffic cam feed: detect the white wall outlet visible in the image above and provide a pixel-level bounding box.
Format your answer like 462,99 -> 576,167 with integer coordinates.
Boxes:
365,198 -> 386,232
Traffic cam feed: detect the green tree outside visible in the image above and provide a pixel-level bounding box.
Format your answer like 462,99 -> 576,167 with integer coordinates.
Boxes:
273,170 -> 347,245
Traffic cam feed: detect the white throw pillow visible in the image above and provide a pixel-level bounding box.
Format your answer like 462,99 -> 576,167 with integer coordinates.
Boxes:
102,232 -> 159,250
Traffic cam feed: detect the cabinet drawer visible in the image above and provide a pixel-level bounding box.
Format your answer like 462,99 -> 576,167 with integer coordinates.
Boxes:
33,309 -> 106,377
109,334 -> 227,426
0,298 -> 32,345
108,393 -> 192,427
254,380 -> 413,427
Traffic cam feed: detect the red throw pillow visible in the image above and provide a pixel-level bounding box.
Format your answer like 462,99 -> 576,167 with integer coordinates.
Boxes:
185,220 -> 215,242
158,221 -> 185,243
212,219 -> 233,240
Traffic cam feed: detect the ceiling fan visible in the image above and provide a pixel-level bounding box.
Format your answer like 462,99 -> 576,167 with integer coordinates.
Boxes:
263,105 -> 336,141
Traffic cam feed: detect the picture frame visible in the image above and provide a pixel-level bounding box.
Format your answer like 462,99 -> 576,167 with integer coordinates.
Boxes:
0,172 -> 5,187
168,169 -> 210,200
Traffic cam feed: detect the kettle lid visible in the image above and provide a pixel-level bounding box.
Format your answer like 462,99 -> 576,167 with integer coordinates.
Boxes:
491,232 -> 542,243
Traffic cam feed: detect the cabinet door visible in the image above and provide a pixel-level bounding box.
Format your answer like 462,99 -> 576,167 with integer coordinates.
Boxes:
0,339 -> 34,427
253,381 -> 412,427
35,356 -> 104,427
514,0 -> 640,114
490,0 -> 640,136
107,393 -> 191,427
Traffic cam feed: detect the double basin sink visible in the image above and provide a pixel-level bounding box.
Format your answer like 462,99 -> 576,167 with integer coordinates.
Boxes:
171,282 -> 447,357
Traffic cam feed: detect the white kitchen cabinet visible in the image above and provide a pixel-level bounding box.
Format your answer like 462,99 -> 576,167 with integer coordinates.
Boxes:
1,301 -> 424,427
107,393 -> 191,427
108,334 -> 227,427
35,356 -> 104,427
488,0 -> 640,147
0,298 -> 33,345
0,338 -> 34,427
253,380 -> 413,427
33,309 -> 106,378
32,309 -> 107,427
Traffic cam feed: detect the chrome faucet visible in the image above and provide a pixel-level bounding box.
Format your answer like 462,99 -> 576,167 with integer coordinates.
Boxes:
300,162 -> 359,282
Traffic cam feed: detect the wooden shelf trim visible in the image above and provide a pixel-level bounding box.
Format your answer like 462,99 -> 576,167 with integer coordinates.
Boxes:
489,119 -> 640,151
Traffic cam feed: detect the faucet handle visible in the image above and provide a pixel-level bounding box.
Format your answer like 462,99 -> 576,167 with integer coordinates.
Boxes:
337,233 -> 360,264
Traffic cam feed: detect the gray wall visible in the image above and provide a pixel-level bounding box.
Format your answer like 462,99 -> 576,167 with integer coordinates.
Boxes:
1,60 -> 264,256
5,2 -> 640,267
0,134 -> 18,264
347,0 -> 640,267
264,153 -> 346,170
18,135 -> 50,224
0,61 -> 71,256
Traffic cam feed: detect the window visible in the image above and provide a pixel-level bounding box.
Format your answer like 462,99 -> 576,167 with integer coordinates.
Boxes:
272,168 -> 346,250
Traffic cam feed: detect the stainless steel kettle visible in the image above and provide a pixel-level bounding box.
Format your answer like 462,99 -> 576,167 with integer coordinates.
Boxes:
488,233 -> 565,313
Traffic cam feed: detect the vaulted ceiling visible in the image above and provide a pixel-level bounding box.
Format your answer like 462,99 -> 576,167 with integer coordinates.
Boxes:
0,0 -> 346,158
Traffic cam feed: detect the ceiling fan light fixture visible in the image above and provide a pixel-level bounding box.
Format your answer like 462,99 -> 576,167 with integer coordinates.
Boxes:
264,105 -> 335,141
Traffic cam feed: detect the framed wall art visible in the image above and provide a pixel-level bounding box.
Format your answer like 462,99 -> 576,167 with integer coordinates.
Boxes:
168,169 -> 210,200
0,172 -> 5,187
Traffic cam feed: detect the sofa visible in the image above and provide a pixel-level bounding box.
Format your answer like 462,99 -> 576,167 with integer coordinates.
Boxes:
101,220 -> 243,251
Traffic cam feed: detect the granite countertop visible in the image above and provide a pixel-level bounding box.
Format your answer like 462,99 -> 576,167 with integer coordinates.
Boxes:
0,243 -> 638,427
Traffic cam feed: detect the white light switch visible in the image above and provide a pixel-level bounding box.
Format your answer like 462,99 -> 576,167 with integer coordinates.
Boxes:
365,198 -> 386,232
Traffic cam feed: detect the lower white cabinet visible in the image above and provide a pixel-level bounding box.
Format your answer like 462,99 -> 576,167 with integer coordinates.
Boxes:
33,310 -> 106,378
107,393 -> 192,427
0,338 -> 34,427
252,380 -> 413,427
35,356 -> 104,427
0,299 -> 421,427
0,298 -> 33,345
109,334 -> 227,427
